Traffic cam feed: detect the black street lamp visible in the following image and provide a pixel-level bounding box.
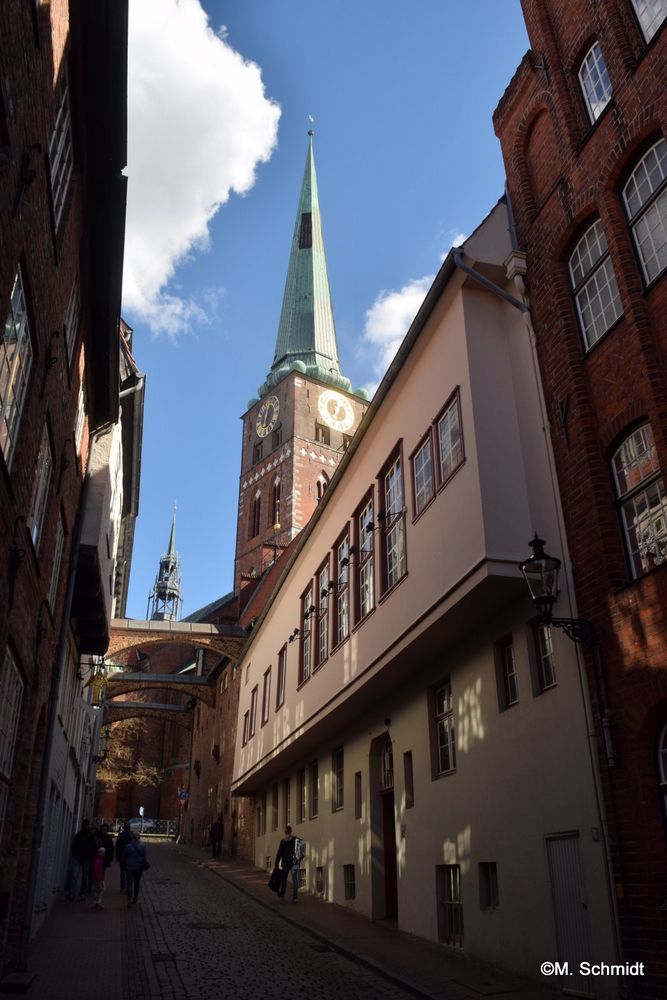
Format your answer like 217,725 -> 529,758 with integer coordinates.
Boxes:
519,535 -> 593,644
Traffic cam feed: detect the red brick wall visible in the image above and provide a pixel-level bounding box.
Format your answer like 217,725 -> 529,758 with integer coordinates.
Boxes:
494,3 -> 667,994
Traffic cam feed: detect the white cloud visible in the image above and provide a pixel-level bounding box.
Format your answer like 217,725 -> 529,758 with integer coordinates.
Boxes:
123,0 -> 281,336
360,276 -> 433,396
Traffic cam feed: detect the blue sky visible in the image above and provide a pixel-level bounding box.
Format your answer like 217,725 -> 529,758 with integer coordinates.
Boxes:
122,0 -> 530,619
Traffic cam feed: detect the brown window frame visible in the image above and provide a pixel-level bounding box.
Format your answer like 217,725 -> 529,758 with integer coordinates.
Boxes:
298,582 -> 314,686
261,667 -> 271,726
314,556 -> 330,669
332,526 -> 351,648
377,442 -> 407,596
410,429 -> 436,519
276,645 -> 287,709
434,388 -> 465,490
353,489 -> 375,625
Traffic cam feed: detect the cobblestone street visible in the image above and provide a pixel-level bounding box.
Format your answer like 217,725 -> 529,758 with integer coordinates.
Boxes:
28,844 -> 558,1000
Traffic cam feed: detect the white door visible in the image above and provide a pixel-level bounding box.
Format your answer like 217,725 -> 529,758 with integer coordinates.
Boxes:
546,833 -> 594,997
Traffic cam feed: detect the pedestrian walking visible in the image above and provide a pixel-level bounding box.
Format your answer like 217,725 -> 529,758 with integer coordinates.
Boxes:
210,815 -> 223,858
116,821 -> 132,891
98,823 -> 115,870
275,825 -> 303,903
122,832 -> 149,907
66,819 -> 97,901
90,847 -> 107,910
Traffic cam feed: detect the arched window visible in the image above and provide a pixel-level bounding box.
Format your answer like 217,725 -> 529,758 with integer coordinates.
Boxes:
622,139 -> 667,286
271,478 -> 281,530
568,219 -> 622,350
316,473 -> 329,502
631,0 -> 666,42
611,423 -> 667,577
578,42 -> 612,123
249,491 -> 261,539
657,721 -> 667,822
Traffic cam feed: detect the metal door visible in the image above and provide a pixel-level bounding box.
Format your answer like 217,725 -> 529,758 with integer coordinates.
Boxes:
546,834 -> 594,997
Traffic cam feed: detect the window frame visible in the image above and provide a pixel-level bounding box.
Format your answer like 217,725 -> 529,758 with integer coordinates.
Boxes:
378,444 -> 407,596
276,645 -> 287,709
630,0 -> 666,43
1,267 -> 34,470
622,138 -> 667,287
27,422 -> 53,553
410,430 -> 436,519
577,41 -> 613,124
242,710 -> 249,746
309,760 -> 319,819
568,218 -> 623,351
298,582 -> 314,686
435,389 -> 465,489
332,527 -> 350,649
261,666 -> 271,726
332,746 -> 344,811
354,490 -> 375,625
430,679 -> 456,779
249,491 -> 262,539
63,274 -> 80,367
248,685 -> 258,739
315,557 -> 330,668
48,68 -> 74,234
611,422 -> 667,577
534,624 -> 557,691
270,477 -> 281,530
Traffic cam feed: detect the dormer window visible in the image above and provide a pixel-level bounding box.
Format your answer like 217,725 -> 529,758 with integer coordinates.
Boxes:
578,42 -> 612,123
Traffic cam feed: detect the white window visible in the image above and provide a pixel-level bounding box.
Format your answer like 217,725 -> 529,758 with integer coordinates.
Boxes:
612,423 -> 667,577
300,585 -> 313,684
1,268 -> 33,469
622,139 -> 667,285
501,641 -> 519,707
631,0 -> 666,41
569,220 -> 623,349
74,378 -> 86,451
0,648 -> 24,782
335,535 -> 349,645
316,562 -> 329,665
437,394 -> 464,484
49,71 -> 73,232
383,455 -> 406,590
48,513 -> 65,611
27,424 -> 52,551
358,497 -> 374,620
434,681 -> 456,775
63,275 -> 80,365
535,625 -> 557,689
578,42 -> 612,123
413,435 -> 434,514
261,667 -> 271,726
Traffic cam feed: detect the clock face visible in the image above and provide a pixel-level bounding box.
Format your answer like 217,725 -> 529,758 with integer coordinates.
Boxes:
318,389 -> 354,432
256,395 -> 280,438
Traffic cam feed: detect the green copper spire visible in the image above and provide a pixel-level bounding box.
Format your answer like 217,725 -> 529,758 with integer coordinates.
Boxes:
259,132 -> 351,397
167,505 -> 176,557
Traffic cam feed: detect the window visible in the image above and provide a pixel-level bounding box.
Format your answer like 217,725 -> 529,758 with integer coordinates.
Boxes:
63,275 -> 80,365
283,778 -> 291,826
74,377 -> 86,451
272,426 -> 282,451
316,473 -> 329,501
658,721 -> 667,825
316,560 -> 329,666
249,491 -> 261,539
334,532 -> 350,645
535,624 -> 557,690
315,422 -> 330,445
49,70 -> 73,231
356,494 -> 375,621
354,771 -> 362,819
403,751 -> 415,809
1,268 -> 33,469
249,685 -> 258,738
578,42 -> 612,123
332,747 -> 344,811
242,711 -> 249,745
48,512 -> 65,611
412,434 -> 435,515
0,648 -> 24,783
299,584 -> 314,684
568,219 -> 622,350
261,667 -> 271,726
343,864 -> 356,900
271,478 -> 281,530
276,646 -> 287,709
381,452 -> 406,591
297,768 -> 306,823
310,761 -> 319,818
436,864 -> 464,946
622,139 -> 667,285
271,784 -> 279,831
500,640 -> 519,708
27,424 -> 52,551
253,441 -> 262,464
433,681 -> 456,776
381,738 -> 394,790
436,392 -> 464,485
631,0 -> 666,41
612,423 -> 667,576
479,862 -> 499,910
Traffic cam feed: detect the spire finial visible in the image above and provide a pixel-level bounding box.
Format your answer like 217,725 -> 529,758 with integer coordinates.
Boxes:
308,114 -> 314,138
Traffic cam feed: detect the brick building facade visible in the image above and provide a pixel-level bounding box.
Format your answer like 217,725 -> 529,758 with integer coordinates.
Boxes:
494,2 -> 666,994
0,0 -> 128,973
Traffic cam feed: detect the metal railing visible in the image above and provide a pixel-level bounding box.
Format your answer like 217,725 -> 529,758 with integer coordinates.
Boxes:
95,818 -> 178,837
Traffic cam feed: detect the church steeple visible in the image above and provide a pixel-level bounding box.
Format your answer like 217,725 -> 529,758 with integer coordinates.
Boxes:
147,508 -> 182,622
259,132 -> 351,398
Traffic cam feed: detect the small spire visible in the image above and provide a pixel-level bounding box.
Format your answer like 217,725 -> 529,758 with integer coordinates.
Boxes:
168,501 -> 177,556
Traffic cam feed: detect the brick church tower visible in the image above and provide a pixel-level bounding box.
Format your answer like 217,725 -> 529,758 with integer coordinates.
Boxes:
494,2 -> 666,993
234,133 -> 368,589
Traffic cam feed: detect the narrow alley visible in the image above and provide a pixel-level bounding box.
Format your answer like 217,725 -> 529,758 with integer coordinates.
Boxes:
27,844 -> 559,1000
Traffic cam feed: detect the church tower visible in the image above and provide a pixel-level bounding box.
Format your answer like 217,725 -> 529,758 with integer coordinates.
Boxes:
235,133 -> 369,590
147,509 -> 183,621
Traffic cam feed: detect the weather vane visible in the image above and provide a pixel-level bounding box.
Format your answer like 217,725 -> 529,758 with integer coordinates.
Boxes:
308,114 -> 315,136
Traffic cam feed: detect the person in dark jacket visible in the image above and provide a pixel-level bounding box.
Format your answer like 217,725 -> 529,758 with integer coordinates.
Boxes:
66,819 -> 97,900
275,825 -> 298,902
122,832 -> 148,907
116,822 -> 133,891
210,815 -> 223,858
98,823 -> 115,870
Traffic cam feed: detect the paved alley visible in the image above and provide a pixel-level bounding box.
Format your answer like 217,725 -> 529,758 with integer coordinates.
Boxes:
27,844 -> 559,1000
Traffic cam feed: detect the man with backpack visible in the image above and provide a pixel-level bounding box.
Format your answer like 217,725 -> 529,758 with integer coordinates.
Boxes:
275,825 -> 305,903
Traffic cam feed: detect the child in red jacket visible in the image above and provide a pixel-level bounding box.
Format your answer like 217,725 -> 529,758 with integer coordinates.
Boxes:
90,847 -> 106,910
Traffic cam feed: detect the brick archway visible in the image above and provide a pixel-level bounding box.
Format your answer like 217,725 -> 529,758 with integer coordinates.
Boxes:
107,618 -> 246,662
